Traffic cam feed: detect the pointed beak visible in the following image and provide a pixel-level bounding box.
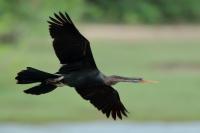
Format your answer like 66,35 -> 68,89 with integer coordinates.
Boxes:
140,79 -> 159,84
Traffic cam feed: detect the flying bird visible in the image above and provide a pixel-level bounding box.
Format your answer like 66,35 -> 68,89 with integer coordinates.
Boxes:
15,12 -> 157,120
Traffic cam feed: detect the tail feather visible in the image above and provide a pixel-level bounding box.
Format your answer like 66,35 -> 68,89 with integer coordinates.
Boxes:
16,67 -> 58,84
24,83 -> 57,95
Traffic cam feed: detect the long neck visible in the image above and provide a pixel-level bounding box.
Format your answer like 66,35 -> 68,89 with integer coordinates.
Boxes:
104,75 -> 143,85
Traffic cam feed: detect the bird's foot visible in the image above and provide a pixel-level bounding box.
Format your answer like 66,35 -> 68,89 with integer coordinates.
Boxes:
46,76 -> 65,86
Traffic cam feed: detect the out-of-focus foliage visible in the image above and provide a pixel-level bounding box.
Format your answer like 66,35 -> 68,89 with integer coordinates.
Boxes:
0,0 -> 200,24
0,0 -> 86,44
1,0 -> 199,45
85,0 -> 200,24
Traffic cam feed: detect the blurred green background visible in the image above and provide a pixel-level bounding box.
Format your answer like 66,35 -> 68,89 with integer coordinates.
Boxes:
0,0 -> 200,123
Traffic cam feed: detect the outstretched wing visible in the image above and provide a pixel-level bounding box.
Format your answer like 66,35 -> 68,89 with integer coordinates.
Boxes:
48,12 -> 97,70
75,85 -> 128,120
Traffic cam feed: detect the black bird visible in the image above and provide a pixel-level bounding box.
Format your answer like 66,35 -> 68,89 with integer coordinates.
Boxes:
16,12 -> 157,120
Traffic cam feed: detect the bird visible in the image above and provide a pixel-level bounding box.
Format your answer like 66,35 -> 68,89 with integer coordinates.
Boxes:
15,12 -> 157,120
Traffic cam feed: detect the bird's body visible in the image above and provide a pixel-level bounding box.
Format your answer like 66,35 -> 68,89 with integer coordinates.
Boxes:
16,12 -> 156,120
55,69 -> 104,88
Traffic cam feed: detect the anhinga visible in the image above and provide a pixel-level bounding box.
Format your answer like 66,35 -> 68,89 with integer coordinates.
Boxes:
16,12 -> 157,120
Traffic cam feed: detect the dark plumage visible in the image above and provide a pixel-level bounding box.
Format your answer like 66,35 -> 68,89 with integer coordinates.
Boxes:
16,12 -> 156,120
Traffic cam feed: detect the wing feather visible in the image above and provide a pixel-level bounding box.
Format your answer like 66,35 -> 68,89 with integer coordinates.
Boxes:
48,12 -> 97,70
75,85 -> 128,120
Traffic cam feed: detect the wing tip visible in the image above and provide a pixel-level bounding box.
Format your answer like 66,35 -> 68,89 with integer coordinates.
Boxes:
47,11 -> 73,26
103,104 -> 128,120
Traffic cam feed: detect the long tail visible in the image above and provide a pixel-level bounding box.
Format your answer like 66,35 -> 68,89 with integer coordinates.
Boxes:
15,67 -> 58,84
15,67 -> 58,95
24,83 -> 57,95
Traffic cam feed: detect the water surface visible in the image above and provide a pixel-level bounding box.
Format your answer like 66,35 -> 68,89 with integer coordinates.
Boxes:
0,122 -> 200,133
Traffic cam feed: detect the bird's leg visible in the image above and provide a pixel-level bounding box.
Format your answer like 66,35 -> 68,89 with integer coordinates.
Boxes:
46,76 -> 64,86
